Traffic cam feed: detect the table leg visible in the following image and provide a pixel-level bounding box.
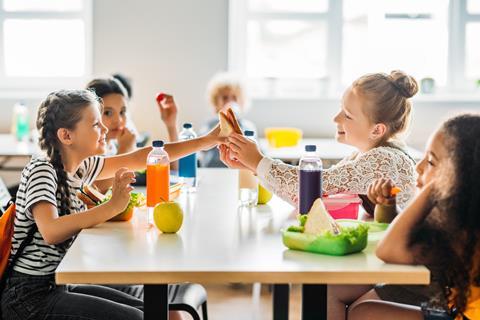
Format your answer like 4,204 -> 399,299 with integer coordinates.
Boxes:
302,284 -> 326,320
273,284 -> 289,320
144,284 -> 168,320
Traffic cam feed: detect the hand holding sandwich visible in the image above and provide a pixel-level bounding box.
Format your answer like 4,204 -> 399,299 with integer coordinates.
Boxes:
109,168 -> 136,216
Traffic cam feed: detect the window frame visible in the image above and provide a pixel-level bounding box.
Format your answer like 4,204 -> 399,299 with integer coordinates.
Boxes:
229,0 -> 479,99
0,0 -> 93,94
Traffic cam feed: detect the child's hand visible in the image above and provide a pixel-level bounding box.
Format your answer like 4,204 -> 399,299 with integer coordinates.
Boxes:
228,133 -> 264,172
117,127 -> 137,153
109,168 -> 135,213
203,122 -> 228,149
218,144 -> 251,170
157,94 -> 178,129
367,178 -> 396,206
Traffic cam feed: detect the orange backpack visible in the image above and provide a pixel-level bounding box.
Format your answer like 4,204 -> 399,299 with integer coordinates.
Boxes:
0,202 -> 16,277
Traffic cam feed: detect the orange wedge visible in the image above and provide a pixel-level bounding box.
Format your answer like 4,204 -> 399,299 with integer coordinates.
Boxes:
390,187 -> 401,196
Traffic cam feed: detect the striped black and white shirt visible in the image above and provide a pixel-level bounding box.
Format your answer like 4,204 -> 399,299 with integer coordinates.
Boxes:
11,156 -> 104,275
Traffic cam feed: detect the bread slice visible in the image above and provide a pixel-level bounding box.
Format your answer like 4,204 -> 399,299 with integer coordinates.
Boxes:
219,111 -> 234,137
304,198 -> 341,235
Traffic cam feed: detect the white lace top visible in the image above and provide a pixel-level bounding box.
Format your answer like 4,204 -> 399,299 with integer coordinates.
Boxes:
256,146 -> 417,209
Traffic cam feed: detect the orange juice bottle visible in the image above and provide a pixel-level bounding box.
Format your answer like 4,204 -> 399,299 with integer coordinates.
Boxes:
146,140 -> 170,224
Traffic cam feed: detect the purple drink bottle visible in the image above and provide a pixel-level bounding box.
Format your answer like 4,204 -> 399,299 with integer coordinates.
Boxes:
299,145 -> 323,214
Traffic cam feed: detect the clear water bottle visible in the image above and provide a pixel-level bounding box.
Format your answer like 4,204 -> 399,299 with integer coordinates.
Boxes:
11,102 -> 30,142
146,140 -> 170,226
178,123 -> 197,192
238,130 -> 258,206
299,145 -> 323,214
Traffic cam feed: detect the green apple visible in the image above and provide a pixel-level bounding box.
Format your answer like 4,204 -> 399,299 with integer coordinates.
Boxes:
153,201 -> 184,233
257,184 -> 273,205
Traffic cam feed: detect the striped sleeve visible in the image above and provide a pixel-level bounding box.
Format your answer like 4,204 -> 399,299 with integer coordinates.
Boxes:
24,162 -> 58,220
78,156 -> 105,185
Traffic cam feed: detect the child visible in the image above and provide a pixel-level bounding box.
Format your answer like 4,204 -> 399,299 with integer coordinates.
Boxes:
346,114 -> 480,320
200,72 -> 256,167
0,89 -> 223,320
86,77 -> 179,156
221,70 -> 419,211
327,118 -> 451,319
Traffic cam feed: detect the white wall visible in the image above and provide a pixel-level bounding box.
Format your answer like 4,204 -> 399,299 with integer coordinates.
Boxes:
92,0 -> 229,140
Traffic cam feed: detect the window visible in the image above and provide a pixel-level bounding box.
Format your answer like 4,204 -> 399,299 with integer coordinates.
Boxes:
0,0 -> 92,92
229,0 -> 480,98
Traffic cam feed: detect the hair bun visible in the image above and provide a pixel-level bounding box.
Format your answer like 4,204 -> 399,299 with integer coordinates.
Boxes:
388,70 -> 418,98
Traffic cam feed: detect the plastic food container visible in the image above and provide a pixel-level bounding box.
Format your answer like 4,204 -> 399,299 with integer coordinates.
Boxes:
282,220 -> 369,256
264,127 -> 303,148
323,194 -> 362,219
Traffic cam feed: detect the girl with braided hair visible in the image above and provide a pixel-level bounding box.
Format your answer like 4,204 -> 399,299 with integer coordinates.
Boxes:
0,89 -> 224,320
346,114 -> 480,320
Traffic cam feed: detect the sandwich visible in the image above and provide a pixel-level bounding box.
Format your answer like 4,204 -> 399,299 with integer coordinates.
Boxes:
303,198 -> 341,235
218,106 -> 243,137
77,185 -> 146,221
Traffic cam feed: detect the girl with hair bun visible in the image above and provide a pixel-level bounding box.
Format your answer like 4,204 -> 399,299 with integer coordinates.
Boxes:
221,70 -> 419,211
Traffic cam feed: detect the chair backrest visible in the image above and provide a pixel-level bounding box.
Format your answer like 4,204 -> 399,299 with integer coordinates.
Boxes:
0,179 -> 10,214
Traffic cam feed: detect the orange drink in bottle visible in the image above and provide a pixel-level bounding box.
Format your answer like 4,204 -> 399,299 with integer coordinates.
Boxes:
146,140 -> 170,226
147,163 -> 170,206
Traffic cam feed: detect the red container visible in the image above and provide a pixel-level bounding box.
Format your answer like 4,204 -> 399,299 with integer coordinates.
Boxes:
323,194 -> 362,220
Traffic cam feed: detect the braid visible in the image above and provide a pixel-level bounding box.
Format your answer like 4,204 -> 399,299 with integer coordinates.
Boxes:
36,90 -> 100,215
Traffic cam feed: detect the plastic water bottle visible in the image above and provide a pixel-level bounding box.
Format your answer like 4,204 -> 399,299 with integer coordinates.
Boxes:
238,130 -> 258,206
146,140 -> 170,226
299,145 -> 323,214
11,102 -> 30,142
178,123 -> 197,192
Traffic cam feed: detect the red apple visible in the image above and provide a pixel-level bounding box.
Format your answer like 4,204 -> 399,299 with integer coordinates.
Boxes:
156,92 -> 165,103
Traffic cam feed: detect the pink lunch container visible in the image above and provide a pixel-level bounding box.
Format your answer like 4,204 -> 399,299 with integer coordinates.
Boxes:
323,194 -> 363,220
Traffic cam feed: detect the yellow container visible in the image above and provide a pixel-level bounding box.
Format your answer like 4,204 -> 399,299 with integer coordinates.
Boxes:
264,127 -> 303,148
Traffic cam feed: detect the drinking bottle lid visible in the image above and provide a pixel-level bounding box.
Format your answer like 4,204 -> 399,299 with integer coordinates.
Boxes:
183,123 -> 192,129
244,130 -> 254,137
305,145 -> 316,152
152,140 -> 164,148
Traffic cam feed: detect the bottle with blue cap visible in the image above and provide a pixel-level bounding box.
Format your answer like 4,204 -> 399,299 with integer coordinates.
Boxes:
299,144 -> 323,214
238,130 -> 258,206
178,123 -> 197,192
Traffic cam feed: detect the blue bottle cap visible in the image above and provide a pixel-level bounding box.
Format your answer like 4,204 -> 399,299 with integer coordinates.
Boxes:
183,123 -> 192,129
152,140 -> 164,148
305,145 -> 316,152
244,130 -> 255,137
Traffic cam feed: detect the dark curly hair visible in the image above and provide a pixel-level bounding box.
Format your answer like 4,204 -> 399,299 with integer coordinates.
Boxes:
36,90 -> 100,216
409,114 -> 480,315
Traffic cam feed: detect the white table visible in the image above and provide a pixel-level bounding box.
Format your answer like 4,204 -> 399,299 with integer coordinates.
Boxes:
56,169 -> 429,320
259,138 -> 423,165
0,134 -> 41,170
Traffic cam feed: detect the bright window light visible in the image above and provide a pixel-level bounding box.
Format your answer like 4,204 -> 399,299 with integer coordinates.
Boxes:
4,19 -> 86,77
247,20 -> 327,79
342,0 -> 449,85
248,0 -> 328,13
466,23 -> 480,80
3,0 -> 82,12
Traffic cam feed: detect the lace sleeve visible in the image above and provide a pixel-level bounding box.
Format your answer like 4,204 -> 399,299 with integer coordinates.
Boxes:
256,157 -> 299,206
322,147 -> 416,207
257,147 -> 416,208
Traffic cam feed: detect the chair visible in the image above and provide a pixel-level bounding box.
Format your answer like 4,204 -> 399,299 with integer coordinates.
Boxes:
169,283 -> 208,320
0,178 -> 11,215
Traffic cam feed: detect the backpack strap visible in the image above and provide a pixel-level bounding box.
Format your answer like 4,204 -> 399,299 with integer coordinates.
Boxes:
1,197 -> 38,281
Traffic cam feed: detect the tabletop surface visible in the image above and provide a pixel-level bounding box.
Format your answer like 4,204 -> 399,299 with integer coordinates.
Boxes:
0,134 -> 40,157
56,169 -> 429,285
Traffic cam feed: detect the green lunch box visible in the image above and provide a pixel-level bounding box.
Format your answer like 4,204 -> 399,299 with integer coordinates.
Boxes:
282,220 -> 371,256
